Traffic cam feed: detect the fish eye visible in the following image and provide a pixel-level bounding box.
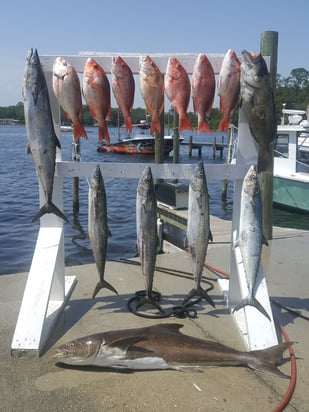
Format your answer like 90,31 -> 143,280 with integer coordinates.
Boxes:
69,342 -> 75,348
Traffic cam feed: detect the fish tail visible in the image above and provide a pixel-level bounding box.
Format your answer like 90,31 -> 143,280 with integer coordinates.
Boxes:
150,118 -> 161,134
136,295 -> 165,314
32,202 -> 69,223
257,144 -> 272,173
124,116 -> 132,132
232,295 -> 271,321
92,279 -> 118,298
73,121 -> 88,142
248,342 -> 293,378
98,122 -> 111,144
198,118 -> 212,133
179,114 -> 193,132
217,117 -> 229,132
183,287 -> 216,308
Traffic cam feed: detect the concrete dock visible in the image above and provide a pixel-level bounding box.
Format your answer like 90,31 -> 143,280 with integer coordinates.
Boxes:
1,216 -> 308,411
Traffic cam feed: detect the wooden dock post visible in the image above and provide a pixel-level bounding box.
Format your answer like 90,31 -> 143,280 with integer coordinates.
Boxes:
188,135 -> 193,157
72,138 -> 80,216
259,30 -> 278,240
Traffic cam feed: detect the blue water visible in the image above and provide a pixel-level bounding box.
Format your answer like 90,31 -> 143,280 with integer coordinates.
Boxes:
0,125 -> 235,275
2,125 -> 308,275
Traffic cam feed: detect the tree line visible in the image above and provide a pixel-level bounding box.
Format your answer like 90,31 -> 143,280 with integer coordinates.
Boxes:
1,68 -> 308,130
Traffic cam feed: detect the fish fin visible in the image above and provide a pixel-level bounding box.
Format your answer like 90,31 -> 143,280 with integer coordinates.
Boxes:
55,135 -> 61,149
108,336 -> 149,355
248,342 -> 293,378
149,323 -> 184,333
179,115 -> 193,132
217,117 -> 229,132
169,364 -> 204,372
92,280 -> 118,298
32,202 -> 69,223
232,295 -> 271,321
73,121 -> 88,142
262,235 -> 269,247
26,144 -> 31,155
198,119 -> 212,133
183,287 -> 216,308
98,122 -> 110,143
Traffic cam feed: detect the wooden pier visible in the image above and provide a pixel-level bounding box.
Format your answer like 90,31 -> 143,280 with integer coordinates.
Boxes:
181,135 -> 227,158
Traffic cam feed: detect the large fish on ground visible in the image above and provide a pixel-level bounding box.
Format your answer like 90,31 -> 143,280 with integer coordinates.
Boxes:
83,58 -> 111,143
240,50 -> 276,173
191,53 -> 215,133
52,57 -> 87,143
233,165 -> 270,319
217,49 -> 241,132
23,48 -> 68,223
54,323 -> 292,378
165,57 -> 193,132
136,166 -> 162,311
111,56 -> 135,132
185,161 -> 215,307
89,165 -> 118,298
139,55 -> 164,134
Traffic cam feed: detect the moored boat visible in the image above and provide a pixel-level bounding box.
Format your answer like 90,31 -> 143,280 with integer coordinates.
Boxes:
273,106 -> 309,213
97,134 -> 180,155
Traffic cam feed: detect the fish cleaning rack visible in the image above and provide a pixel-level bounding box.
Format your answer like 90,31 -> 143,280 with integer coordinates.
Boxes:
11,52 -> 277,357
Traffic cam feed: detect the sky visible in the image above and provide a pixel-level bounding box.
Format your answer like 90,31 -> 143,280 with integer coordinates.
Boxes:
1,0 -> 308,108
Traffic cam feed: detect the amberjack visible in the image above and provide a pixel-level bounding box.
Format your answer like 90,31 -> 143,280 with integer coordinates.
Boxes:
23,48 -> 68,223
54,323 -> 292,378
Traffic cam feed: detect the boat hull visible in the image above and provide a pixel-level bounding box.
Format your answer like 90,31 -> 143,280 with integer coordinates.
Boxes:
97,136 -> 175,155
273,175 -> 309,213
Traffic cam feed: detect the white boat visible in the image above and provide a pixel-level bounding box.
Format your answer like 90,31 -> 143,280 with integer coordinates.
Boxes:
273,105 -> 309,213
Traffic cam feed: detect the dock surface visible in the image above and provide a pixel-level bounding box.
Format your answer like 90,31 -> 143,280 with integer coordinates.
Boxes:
1,216 -> 308,411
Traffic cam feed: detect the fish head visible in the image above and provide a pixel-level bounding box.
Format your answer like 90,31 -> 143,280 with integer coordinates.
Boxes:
83,57 -> 104,84
241,50 -> 269,88
90,165 -> 104,191
54,334 -> 102,365
190,161 -> 207,193
111,56 -> 127,78
52,56 -> 70,80
243,165 -> 259,197
137,166 -> 154,198
139,55 -> 156,77
223,49 -> 241,73
23,49 -> 42,95
166,57 -> 184,80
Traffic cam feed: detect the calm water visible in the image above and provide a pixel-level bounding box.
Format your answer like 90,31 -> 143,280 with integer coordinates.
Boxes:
1,125 -> 308,275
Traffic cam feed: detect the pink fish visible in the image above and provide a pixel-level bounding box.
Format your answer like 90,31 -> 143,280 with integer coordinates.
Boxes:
191,53 -> 215,133
52,57 -> 87,143
165,57 -> 193,132
217,49 -> 241,132
82,58 -> 111,143
111,56 -> 135,132
139,55 -> 164,134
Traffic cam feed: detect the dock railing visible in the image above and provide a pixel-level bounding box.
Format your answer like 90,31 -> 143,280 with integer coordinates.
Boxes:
11,52 -> 277,357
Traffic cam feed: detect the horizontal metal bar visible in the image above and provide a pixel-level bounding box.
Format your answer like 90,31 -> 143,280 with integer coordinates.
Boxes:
56,161 -> 248,180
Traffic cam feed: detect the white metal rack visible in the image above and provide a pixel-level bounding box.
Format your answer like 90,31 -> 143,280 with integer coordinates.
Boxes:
11,52 -> 277,356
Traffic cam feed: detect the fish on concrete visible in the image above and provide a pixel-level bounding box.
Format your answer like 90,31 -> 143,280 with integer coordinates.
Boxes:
54,323 -> 292,378
165,57 -> 193,132
111,55 -> 135,132
240,50 -> 276,173
217,49 -> 241,132
52,56 -> 87,143
191,53 -> 215,133
185,161 -> 215,307
139,55 -> 164,134
233,165 -> 270,320
89,165 -> 118,298
23,48 -> 68,223
83,58 -> 111,143
136,166 -> 162,311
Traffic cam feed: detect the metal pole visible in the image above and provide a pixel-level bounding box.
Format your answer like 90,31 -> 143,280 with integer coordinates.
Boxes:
72,138 -> 80,216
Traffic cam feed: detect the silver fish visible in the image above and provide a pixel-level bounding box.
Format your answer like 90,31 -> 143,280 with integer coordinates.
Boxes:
136,166 -> 162,311
233,165 -> 269,319
240,50 -> 276,173
185,161 -> 215,307
89,165 -> 118,298
23,48 -> 68,223
54,323 -> 292,378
